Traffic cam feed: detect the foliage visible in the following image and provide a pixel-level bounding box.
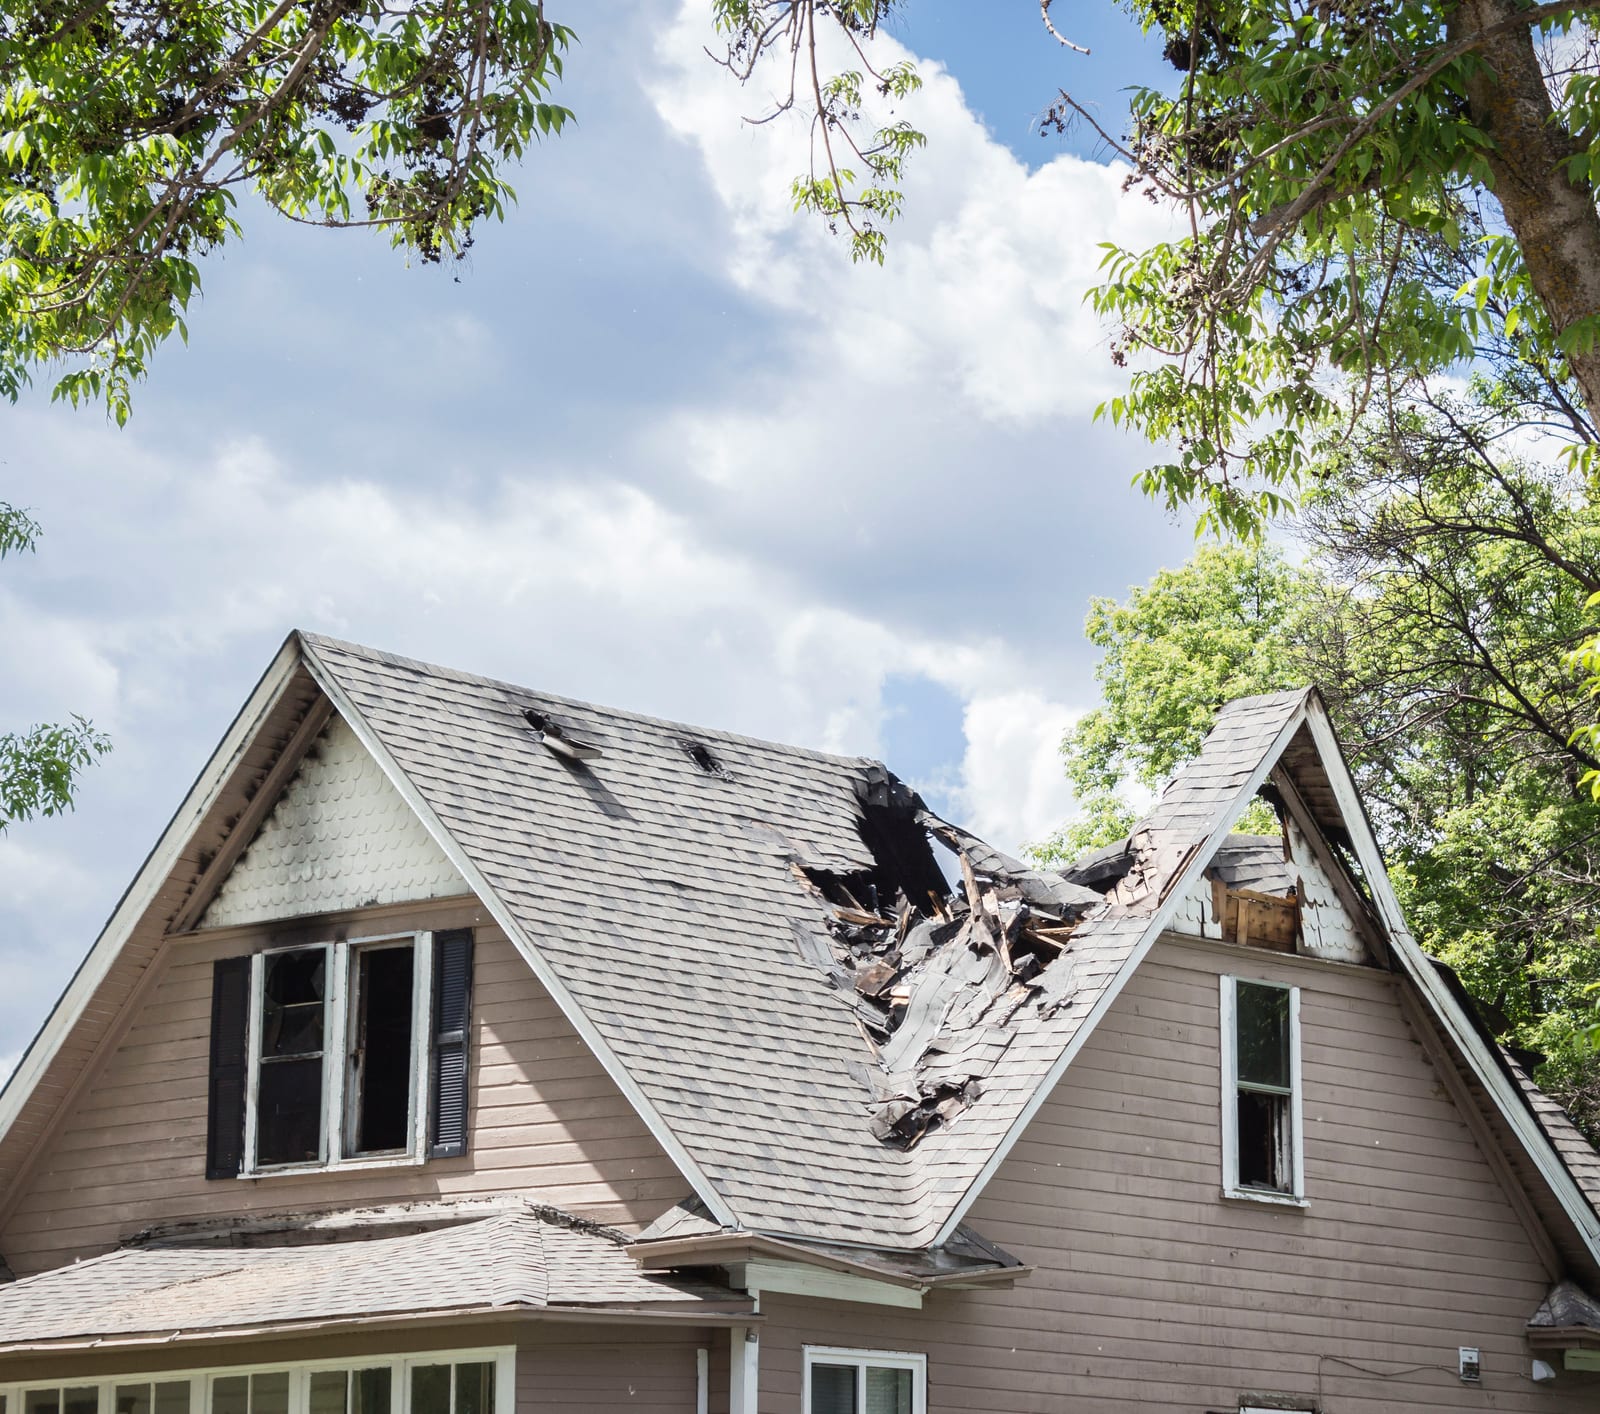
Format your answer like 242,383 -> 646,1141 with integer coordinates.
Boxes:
0,504 -> 110,829
0,0 -> 573,420
1038,401 -> 1600,1132
1061,542 -> 1314,797
0,716 -> 111,830
710,1 -> 924,264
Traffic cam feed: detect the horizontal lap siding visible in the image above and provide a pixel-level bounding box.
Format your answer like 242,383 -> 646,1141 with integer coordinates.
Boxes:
516,1328 -> 704,1413
756,941 -> 1600,1412
1,926 -> 686,1276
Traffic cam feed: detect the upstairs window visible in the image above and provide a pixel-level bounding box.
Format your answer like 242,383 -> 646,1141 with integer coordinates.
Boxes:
241,933 -> 434,1173
1221,976 -> 1303,1203
804,1349 -> 924,1414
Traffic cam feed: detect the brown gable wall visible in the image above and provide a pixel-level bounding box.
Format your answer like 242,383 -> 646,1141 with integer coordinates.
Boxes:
0,899 -> 687,1278
753,936 -> 1600,1410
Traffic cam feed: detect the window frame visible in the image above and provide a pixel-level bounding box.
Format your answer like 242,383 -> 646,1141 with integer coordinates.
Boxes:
1220,974 -> 1305,1206
801,1346 -> 927,1414
0,1349 -> 512,1414
241,930 -> 434,1176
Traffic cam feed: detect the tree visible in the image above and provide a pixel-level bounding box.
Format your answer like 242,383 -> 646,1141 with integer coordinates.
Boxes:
0,503 -> 109,831
721,2 -> 1600,528
1033,413 -> 1600,1136
1,0 -> 573,419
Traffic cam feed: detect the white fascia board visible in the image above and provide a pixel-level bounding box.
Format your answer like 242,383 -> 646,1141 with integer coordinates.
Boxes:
299,641 -> 740,1231
735,1259 -> 924,1310
1299,700 -> 1600,1259
0,635 -> 306,1144
931,699 -> 1311,1246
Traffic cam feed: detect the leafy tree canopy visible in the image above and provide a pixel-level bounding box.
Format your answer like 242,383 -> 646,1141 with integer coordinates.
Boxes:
1033,388 -> 1600,1133
1,0 -> 572,421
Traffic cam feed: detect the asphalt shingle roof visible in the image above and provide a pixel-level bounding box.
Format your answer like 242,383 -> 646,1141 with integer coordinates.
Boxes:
301,636 -> 1315,1249
0,1207 -> 738,1348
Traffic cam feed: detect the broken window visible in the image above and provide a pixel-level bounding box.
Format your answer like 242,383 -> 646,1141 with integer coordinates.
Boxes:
1223,976 -> 1302,1200
244,935 -> 431,1172
255,948 -> 328,1166
348,943 -> 416,1155
804,1349 -> 923,1414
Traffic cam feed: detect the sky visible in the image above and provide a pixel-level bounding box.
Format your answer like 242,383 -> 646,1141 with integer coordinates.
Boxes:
0,1 -> 1196,1070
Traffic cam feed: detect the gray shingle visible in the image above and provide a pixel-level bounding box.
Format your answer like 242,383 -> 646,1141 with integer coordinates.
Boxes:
0,1207 -> 739,1348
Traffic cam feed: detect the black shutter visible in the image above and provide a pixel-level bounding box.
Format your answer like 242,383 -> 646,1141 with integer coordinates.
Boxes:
206,955 -> 251,1179
429,929 -> 474,1158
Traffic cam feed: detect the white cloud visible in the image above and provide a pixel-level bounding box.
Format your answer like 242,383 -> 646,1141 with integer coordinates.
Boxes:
954,690 -> 1079,854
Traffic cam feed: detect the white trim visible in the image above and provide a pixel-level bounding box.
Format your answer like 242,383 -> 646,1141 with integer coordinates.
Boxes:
1299,699 -> 1600,1257
241,933 -> 430,1177
0,1347 -> 514,1414
1220,975 -> 1304,1204
733,1259 -> 924,1310
0,638 -> 304,1145
300,641 -> 740,1229
801,1346 -> 927,1414
694,1348 -> 709,1414
727,1326 -> 759,1414
930,698 -> 1313,1245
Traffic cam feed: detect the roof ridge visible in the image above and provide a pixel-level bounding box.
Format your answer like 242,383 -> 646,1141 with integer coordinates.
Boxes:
297,630 -> 881,772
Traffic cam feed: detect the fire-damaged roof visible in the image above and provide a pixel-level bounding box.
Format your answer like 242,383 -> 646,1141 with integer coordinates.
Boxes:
2,633 -> 1599,1270
0,1203 -> 748,1352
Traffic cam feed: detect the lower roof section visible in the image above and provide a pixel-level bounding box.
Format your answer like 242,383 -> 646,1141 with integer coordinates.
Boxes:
0,1204 -> 751,1356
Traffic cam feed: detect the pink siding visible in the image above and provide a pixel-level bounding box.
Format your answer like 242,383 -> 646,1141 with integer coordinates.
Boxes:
516,1328 -> 704,1411
0,1321 -> 711,1414
755,937 -> 1600,1410
0,909 -> 688,1277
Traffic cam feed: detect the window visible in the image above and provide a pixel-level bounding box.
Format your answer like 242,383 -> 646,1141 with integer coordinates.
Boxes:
1221,975 -> 1303,1202
803,1349 -> 925,1414
3,1352 -> 508,1414
244,933 -> 433,1173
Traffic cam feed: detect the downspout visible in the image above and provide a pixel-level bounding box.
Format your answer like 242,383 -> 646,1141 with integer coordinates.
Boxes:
728,1291 -> 761,1413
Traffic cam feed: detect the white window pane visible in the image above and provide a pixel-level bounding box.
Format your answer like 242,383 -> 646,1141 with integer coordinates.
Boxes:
351,1368 -> 389,1414
453,1363 -> 494,1414
864,1367 -> 911,1414
308,1372 -> 347,1414
24,1391 -> 60,1414
810,1364 -> 857,1414
249,1374 -> 288,1414
114,1385 -> 151,1414
211,1376 -> 247,1414
409,1367 -> 450,1414
64,1390 -> 98,1414
153,1384 -> 190,1414
1235,982 -> 1290,1089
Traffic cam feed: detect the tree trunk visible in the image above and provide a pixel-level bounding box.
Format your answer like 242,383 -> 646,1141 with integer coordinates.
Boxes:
1452,0 -> 1600,415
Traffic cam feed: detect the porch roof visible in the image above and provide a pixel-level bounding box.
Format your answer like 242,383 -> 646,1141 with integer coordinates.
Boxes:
0,1207 -> 750,1354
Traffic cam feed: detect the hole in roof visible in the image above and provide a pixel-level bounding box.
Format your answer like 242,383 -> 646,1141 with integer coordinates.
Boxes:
680,739 -> 730,779
523,708 -> 549,733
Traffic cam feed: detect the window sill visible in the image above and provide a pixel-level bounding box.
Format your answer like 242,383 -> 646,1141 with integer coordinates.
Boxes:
1221,1186 -> 1308,1210
240,1152 -> 426,1179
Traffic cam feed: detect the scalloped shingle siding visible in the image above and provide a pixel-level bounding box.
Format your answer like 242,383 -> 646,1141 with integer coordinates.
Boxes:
201,714 -> 469,929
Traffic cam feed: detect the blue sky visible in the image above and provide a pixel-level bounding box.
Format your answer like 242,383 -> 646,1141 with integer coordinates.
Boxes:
0,1 -> 1197,1066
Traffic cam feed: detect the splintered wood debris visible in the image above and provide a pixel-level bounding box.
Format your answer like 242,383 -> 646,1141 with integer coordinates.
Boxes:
791,775 -> 1102,1151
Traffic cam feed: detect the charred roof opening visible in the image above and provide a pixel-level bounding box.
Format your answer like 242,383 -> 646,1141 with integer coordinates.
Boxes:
523,707 -> 602,762
679,739 -> 731,780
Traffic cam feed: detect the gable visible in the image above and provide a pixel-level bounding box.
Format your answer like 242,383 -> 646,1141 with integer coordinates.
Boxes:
961,936 -> 1579,1406
0,917 -> 689,1277
199,714 -> 469,929
1167,821 -> 1369,965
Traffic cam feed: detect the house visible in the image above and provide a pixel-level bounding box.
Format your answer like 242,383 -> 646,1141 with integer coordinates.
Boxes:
0,630 -> 1596,1412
